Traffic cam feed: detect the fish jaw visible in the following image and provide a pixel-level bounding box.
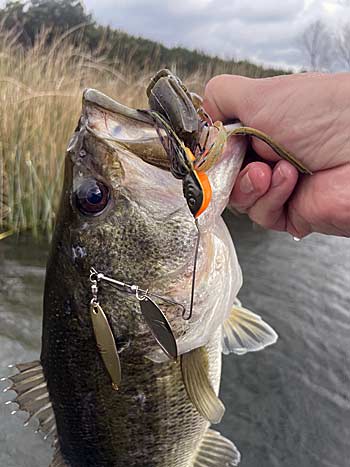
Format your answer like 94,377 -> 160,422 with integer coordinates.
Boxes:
82,88 -> 171,170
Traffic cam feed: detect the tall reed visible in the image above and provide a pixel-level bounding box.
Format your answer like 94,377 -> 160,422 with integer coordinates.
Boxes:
0,27 -> 284,239
0,28 -> 150,238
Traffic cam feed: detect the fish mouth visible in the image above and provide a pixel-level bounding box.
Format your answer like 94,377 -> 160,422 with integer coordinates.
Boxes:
83,88 -> 152,124
82,88 -> 171,170
82,88 -> 243,172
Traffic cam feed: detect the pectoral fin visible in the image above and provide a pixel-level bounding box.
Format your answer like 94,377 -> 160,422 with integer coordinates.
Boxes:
222,300 -> 278,355
191,429 -> 241,466
181,347 -> 225,424
2,360 -> 57,441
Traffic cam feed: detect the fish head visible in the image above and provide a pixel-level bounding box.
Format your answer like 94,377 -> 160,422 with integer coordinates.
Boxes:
49,88 -> 246,359
63,89 -> 198,284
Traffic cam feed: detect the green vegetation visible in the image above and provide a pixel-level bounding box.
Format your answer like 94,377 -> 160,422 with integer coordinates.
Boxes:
0,0 -> 290,239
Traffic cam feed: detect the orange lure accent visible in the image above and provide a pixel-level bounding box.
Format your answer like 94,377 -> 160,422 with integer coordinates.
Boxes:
194,171 -> 212,218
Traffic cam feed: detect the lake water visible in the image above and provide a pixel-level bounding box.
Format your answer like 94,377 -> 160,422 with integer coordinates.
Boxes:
0,212 -> 349,467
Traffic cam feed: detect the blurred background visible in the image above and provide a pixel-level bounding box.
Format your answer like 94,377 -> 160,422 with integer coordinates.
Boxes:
2,0 -> 350,236
0,1 -> 349,467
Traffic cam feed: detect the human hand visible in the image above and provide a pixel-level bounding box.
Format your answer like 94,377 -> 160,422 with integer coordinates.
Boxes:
204,73 -> 350,238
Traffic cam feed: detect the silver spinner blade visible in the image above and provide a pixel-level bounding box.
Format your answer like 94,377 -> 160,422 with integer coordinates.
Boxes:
139,297 -> 178,359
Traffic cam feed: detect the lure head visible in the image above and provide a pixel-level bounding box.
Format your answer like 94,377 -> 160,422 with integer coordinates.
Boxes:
183,169 -> 212,219
147,69 -> 200,151
147,70 -> 225,220
148,112 -> 212,219
45,86 -> 246,361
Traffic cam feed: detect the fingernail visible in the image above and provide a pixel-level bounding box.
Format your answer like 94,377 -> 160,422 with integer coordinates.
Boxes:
240,172 -> 254,194
272,165 -> 286,187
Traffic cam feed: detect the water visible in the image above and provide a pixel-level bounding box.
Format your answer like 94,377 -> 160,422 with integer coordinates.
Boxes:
0,213 -> 349,467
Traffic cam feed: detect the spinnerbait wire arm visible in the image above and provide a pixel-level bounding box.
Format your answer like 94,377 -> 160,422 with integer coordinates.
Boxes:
182,218 -> 200,321
90,269 -> 186,316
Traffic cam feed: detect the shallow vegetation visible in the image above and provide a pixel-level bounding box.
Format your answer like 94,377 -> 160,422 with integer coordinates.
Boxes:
0,28 -> 149,238
0,23 -> 287,239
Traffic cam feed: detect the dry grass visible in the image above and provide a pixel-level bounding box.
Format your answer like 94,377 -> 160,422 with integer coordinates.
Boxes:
0,28 -> 283,239
0,29 -> 154,238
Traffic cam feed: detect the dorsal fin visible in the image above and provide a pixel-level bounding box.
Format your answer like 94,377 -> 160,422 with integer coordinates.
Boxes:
2,360 -> 57,442
181,347 -> 225,424
191,429 -> 241,466
222,301 -> 278,355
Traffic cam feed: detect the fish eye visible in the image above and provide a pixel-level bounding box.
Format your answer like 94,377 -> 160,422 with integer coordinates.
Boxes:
75,178 -> 110,216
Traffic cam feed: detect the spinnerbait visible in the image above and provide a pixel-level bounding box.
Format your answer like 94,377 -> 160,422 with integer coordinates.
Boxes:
89,267 -> 179,389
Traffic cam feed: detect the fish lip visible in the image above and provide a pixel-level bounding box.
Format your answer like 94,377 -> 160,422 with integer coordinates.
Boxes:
83,88 -> 154,125
82,88 -> 171,169
82,88 -> 244,172
83,89 -> 243,136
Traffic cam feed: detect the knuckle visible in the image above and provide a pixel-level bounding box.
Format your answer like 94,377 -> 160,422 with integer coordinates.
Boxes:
228,196 -> 250,213
285,207 -> 311,238
227,203 -> 247,215
230,191 -> 261,214
248,205 -> 279,230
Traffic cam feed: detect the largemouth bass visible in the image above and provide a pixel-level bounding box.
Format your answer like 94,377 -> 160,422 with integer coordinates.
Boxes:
4,73 -> 278,467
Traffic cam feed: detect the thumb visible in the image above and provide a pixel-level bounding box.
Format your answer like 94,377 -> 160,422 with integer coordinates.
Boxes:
203,74 -> 259,124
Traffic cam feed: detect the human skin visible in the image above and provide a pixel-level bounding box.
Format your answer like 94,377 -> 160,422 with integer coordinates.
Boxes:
203,73 -> 350,238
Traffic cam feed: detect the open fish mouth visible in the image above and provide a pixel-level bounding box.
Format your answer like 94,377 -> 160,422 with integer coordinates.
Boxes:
81,88 -> 245,172
82,88 -> 172,170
